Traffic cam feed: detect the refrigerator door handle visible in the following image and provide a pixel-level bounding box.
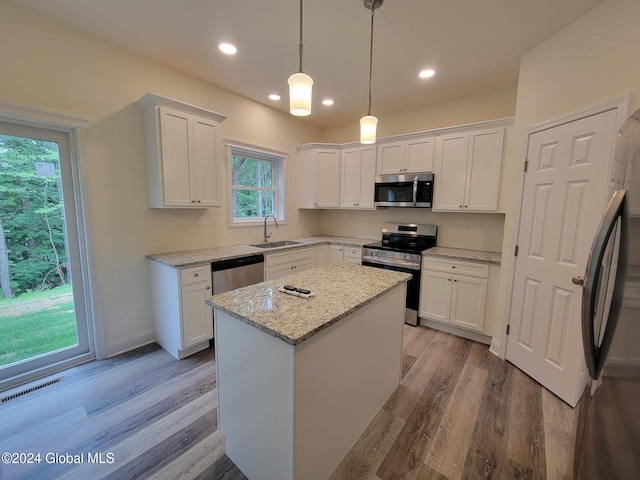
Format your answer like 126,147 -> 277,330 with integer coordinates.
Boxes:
581,189 -> 628,380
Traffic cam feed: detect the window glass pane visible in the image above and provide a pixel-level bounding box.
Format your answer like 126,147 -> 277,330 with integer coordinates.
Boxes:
231,156 -> 273,188
232,189 -> 274,219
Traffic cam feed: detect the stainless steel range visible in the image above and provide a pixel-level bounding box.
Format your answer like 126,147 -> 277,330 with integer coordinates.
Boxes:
362,223 -> 437,326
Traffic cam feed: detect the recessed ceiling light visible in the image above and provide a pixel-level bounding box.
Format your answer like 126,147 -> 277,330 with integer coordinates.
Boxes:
219,43 -> 237,55
269,94 -> 281,101
322,99 -> 334,106
419,69 -> 436,79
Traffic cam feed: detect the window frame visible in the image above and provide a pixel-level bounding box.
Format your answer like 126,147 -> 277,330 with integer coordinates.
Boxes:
226,141 -> 287,227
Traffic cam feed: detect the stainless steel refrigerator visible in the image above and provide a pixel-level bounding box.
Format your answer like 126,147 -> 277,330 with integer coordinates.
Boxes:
574,107 -> 640,478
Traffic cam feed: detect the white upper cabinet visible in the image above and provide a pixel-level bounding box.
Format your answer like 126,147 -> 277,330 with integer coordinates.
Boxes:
341,145 -> 376,209
433,127 -> 504,212
298,145 -> 341,208
376,135 -> 435,175
138,93 -> 226,208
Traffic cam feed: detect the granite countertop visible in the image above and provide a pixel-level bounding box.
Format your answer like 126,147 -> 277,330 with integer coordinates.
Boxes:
206,263 -> 411,346
423,246 -> 502,265
146,235 -> 376,268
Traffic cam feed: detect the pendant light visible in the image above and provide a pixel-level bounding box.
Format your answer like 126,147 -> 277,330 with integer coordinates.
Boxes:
360,0 -> 382,144
288,0 -> 313,116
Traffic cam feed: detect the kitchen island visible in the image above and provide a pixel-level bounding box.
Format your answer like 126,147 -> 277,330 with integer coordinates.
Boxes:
206,263 -> 410,480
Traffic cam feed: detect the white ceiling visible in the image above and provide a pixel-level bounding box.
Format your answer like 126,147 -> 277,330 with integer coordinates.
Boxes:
8,0 -> 605,127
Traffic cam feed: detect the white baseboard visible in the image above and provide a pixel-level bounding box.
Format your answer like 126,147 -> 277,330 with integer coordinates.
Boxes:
104,330 -> 156,358
489,337 -> 502,358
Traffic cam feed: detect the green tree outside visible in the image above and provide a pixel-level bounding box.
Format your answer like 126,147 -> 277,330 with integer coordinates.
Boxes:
0,134 -> 68,298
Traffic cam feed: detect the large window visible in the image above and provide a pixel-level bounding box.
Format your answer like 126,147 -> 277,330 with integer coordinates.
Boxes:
0,117 -> 95,391
228,143 -> 286,224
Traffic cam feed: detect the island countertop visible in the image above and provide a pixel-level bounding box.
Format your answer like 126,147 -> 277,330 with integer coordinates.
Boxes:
206,262 -> 411,346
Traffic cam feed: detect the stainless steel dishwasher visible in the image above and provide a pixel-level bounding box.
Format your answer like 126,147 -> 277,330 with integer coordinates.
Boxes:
210,254 -> 264,343
211,254 -> 264,294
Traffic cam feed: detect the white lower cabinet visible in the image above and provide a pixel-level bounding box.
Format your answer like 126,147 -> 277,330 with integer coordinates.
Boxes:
329,245 -> 344,264
264,247 -> 317,281
419,258 -> 488,333
316,245 -> 329,266
150,262 -> 213,359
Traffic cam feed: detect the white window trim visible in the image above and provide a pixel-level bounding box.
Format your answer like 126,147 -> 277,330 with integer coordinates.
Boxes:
225,140 -> 288,227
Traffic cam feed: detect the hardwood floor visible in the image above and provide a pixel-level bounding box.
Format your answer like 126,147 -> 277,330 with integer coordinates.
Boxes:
331,326 -> 578,480
0,326 -> 577,480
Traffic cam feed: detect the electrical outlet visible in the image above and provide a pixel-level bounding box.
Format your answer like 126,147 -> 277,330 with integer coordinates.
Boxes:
465,220 -> 473,230
196,216 -> 204,228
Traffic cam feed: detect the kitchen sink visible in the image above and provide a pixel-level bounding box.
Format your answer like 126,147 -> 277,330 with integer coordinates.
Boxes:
250,240 -> 302,249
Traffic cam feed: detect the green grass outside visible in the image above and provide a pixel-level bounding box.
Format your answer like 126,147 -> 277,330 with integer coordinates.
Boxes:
0,285 -> 77,367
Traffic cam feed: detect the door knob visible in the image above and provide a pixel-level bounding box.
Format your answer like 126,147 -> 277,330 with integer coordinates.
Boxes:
571,276 -> 584,286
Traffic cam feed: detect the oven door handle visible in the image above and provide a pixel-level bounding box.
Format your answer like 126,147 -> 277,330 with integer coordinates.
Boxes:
413,176 -> 419,206
362,257 -> 421,271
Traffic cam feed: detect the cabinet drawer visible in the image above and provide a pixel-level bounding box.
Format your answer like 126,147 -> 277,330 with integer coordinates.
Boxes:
423,258 -> 488,278
344,247 -> 362,260
180,265 -> 211,286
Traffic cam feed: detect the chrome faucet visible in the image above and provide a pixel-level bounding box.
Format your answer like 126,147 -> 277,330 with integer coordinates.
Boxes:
263,215 -> 279,242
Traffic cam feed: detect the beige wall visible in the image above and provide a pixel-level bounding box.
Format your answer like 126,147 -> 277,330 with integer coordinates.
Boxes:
0,1 -> 323,356
496,0 -> 640,354
322,86 -> 518,144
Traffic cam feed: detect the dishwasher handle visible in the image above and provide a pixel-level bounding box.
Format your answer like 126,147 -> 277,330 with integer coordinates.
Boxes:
212,254 -> 265,272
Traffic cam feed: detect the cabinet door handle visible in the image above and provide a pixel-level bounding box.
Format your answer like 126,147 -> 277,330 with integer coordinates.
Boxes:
194,273 -> 199,277
197,200 -> 201,203
206,286 -> 210,290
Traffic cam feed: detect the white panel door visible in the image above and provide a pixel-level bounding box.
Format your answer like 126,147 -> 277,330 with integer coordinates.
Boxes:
181,282 -> 213,349
358,146 -> 376,208
341,148 -> 359,208
314,150 -> 340,207
405,136 -> 435,172
159,107 -> 193,206
419,270 -> 452,323
465,128 -> 504,211
192,115 -> 220,206
376,142 -> 404,174
433,132 -> 468,210
506,109 -> 617,406
450,276 -> 487,332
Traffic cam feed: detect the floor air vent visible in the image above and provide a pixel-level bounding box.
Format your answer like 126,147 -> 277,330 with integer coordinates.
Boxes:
1,376 -> 64,404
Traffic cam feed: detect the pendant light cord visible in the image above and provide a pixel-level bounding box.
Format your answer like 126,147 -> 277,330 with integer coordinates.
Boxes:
298,0 -> 304,73
366,3 -> 375,116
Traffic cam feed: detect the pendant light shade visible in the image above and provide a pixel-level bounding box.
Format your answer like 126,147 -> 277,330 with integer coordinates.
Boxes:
288,72 -> 313,116
360,0 -> 382,144
360,115 -> 378,144
289,0 -> 312,116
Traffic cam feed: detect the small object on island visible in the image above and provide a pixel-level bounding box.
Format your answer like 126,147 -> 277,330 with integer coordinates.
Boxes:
278,286 -> 313,298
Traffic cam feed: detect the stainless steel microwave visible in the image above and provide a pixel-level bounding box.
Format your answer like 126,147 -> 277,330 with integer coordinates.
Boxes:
373,173 -> 434,208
